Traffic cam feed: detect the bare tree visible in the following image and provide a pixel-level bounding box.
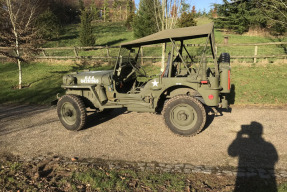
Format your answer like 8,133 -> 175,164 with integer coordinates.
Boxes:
0,0 -> 42,89
154,0 -> 183,71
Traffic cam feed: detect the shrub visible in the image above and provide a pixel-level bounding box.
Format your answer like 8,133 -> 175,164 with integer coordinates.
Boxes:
177,12 -> 197,28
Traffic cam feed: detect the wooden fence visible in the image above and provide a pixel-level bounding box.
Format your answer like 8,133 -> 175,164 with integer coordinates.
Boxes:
0,42 -> 286,64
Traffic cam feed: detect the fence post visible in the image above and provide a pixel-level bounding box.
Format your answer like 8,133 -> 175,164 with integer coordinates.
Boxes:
254,46 -> 258,64
106,46 -> 110,64
73,47 -> 79,58
224,36 -> 229,44
42,49 -> 47,57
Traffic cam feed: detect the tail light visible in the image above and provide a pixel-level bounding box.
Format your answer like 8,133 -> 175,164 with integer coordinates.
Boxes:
228,70 -> 231,90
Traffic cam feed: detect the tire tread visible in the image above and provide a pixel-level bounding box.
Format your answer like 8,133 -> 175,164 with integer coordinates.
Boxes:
57,94 -> 87,131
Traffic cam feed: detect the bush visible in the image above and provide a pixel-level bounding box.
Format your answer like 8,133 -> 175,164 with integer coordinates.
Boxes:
36,10 -> 61,40
177,12 -> 197,28
125,12 -> 135,30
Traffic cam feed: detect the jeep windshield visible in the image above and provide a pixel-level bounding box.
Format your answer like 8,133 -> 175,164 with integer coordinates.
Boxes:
117,47 -> 139,66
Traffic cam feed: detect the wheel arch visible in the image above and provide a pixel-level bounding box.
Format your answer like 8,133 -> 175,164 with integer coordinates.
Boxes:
155,85 -> 201,113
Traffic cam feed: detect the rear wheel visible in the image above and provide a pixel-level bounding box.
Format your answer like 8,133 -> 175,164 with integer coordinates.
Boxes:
162,95 -> 206,136
57,95 -> 87,131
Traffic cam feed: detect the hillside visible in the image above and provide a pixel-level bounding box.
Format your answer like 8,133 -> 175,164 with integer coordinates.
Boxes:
42,19 -> 286,64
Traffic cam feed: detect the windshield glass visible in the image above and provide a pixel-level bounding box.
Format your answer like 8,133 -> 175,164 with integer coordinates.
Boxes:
118,47 -> 139,65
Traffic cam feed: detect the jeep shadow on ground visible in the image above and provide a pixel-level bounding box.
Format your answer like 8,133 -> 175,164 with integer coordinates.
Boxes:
83,108 -> 128,130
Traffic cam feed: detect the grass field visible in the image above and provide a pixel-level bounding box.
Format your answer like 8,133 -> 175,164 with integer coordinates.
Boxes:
0,62 -> 113,105
0,61 -> 286,106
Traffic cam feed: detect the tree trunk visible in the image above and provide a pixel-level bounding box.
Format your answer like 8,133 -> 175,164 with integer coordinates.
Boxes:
161,0 -> 166,72
15,38 -> 22,89
17,59 -> 22,89
104,7 -> 106,22
14,27 -> 22,89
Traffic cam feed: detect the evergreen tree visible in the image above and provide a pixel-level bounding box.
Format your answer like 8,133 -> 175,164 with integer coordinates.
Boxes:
36,9 -> 61,40
214,0 -> 286,35
102,0 -> 109,22
255,0 -> 286,35
177,11 -> 197,28
79,0 -> 85,11
132,0 -> 160,38
79,9 -> 95,46
125,0 -> 135,29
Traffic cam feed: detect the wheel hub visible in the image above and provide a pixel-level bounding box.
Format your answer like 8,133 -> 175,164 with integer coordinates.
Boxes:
178,111 -> 188,121
170,104 -> 197,130
65,110 -> 73,117
61,102 -> 77,125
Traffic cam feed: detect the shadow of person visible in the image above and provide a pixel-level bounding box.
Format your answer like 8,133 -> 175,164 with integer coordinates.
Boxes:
228,121 -> 278,192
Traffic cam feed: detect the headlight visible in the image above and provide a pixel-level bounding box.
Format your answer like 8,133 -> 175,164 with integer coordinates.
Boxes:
63,75 -> 76,85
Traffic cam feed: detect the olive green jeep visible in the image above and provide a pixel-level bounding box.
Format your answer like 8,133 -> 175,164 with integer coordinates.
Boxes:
56,23 -> 231,136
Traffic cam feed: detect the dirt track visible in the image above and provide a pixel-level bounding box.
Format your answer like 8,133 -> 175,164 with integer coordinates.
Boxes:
0,105 -> 286,170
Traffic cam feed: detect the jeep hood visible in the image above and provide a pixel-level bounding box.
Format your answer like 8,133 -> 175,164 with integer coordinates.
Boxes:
63,70 -> 113,86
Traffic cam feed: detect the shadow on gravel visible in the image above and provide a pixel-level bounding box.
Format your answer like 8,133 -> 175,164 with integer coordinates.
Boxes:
201,106 -> 232,133
228,122 -> 278,192
201,106 -> 215,133
83,108 -> 127,130
0,105 -> 53,136
0,105 -> 47,120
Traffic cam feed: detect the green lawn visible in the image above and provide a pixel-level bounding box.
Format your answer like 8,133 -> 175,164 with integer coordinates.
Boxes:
0,62 -> 113,105
0,61 -> 286,106
230,64 -> 287,105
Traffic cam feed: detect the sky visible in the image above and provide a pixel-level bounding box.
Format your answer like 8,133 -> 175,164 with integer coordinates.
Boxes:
134,0 -> 224,12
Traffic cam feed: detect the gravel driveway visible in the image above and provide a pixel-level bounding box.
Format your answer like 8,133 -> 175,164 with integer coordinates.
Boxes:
0,105 -> 286,170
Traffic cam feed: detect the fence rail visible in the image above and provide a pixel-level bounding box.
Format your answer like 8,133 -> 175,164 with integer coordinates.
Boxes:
0,42 -> 286,63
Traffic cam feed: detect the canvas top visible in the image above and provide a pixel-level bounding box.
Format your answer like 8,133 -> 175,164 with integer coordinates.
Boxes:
121,23 -> 214,48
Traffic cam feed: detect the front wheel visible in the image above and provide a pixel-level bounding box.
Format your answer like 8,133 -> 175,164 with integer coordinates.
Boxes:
57,95 -> 87,131
162,95 -> 206,136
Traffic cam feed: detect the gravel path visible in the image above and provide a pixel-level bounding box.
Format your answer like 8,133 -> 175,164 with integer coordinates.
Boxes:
0,105 -> 286,170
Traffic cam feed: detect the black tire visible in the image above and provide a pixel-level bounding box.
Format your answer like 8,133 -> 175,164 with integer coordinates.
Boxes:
162,95 -> 206,136
57,95 -> 87,131
218,53 -> 230,63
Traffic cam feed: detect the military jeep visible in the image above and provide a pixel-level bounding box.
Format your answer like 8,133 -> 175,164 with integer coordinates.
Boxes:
56,23 -> 231,136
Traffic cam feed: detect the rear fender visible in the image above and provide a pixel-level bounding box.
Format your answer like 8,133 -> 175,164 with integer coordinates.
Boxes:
155,86 -> 199,112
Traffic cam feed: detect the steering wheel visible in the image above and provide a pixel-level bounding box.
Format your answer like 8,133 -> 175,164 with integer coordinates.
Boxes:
128,59 -> 146,77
